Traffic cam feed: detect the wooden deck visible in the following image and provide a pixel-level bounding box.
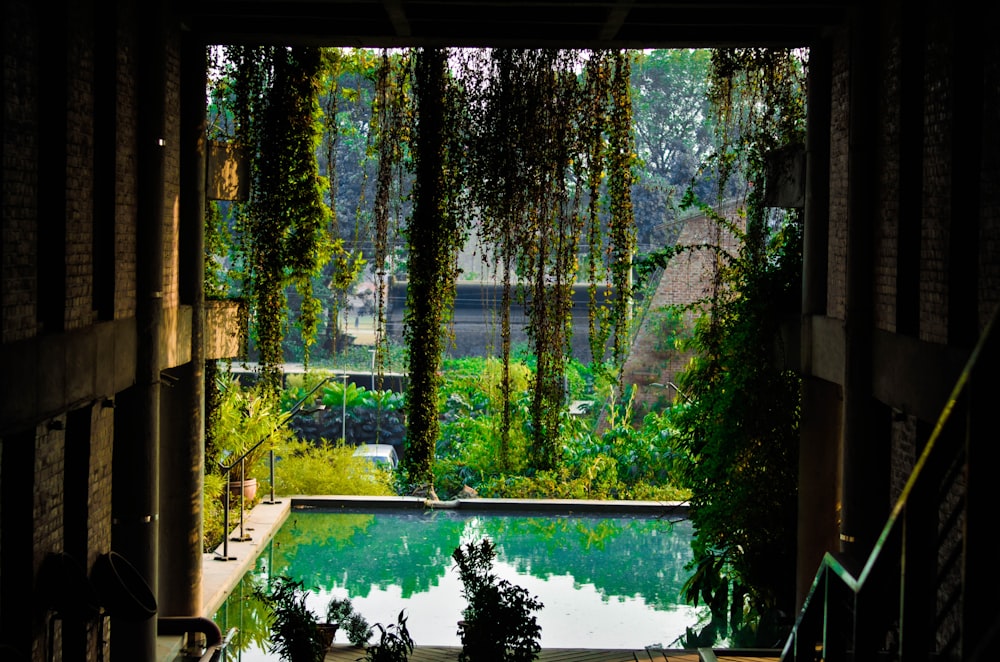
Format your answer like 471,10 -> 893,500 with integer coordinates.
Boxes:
325,644 -> 780,661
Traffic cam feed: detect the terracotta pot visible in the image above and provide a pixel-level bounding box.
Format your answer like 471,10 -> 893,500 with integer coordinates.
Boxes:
227,477 -> 258,502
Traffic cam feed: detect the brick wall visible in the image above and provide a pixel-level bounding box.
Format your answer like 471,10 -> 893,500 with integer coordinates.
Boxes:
65,6 -> 97,332
622,209 -> 741,420
919,7 -> 953,345
1,4 -> 40,343
116,8 -> 138,320
874,18 -> 901,334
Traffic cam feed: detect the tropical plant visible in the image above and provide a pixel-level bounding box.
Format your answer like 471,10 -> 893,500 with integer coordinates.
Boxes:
254,575 -> 328,662
207,372 -> 294,485
364,610 -> 415,662
453,539 -> 543,662
640,47 -> 806,646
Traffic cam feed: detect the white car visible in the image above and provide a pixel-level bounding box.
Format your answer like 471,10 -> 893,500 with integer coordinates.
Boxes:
352,443 -> 399,470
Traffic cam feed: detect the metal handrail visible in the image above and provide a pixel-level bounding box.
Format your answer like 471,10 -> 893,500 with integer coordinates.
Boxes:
781,306 -> 998,660
215,375 -> 339,561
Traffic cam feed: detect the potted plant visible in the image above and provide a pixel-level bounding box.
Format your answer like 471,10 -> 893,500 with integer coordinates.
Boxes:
208,372 -> 293,502
326,595 -> 372,647
364,610 -> 414,662
453,539 -> 543,662
253,575 -> 330,662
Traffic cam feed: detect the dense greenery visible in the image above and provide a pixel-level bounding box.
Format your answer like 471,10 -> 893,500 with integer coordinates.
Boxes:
433,355 -> 688,502
206,45 -> 807,651
641,48 -> 806,646
253,575 -> 329,662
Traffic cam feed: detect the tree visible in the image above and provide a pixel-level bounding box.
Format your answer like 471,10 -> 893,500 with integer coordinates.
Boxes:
644,47 -> 807,646
630,49 -> 715,248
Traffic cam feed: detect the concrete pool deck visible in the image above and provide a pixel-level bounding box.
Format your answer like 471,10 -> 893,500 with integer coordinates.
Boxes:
186,496 -> 777,662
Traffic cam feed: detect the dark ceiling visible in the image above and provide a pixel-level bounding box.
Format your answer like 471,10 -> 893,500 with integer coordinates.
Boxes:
177,0 -> 853,49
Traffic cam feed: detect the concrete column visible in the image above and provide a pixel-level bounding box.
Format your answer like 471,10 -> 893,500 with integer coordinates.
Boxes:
795,37 -> 839,611
839,9 -> 888,566
111,0 -> 167,658
157,33 -> 208,619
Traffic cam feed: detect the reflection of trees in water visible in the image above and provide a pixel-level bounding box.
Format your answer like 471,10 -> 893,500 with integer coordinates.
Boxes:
255,510 -> 694,611
477,515 -> 695,611
264,510 -> 468,598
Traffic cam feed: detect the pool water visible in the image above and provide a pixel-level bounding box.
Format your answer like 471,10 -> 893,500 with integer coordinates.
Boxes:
212,508 -> 708,657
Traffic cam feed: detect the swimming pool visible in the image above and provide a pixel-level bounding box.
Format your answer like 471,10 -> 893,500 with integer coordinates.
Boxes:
212,504 -> 708,656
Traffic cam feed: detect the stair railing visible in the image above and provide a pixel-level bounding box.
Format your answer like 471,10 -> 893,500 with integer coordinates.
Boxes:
781,304 -> 998,661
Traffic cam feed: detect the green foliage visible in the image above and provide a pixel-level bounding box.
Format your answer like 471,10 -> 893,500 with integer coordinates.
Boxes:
344,611 -> 373,647
364,611 -> 415,662
254,575 -> 327,662
209,46 -> 366,391
319,379 -> 368,410
429,355 -> 690,502
402,47 -> 468,489
325,595 -> 372,646
648,305 -> 691,355
272,439 -> 395,497
661,47 -> 806,645
630,49 -> 717,245
453,539 -> 543,662
207,372 -> 294,481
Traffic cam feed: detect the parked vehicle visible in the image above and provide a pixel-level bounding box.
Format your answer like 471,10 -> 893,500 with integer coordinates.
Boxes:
353,444 -> 399,470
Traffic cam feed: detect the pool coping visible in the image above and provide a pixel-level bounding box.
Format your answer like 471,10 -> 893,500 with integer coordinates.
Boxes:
201,495 -> 689,620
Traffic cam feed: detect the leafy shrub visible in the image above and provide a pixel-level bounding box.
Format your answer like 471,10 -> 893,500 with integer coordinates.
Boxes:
453,539 -> 542,662
273,439 -> 395,497
344,611 -> 373,647
253,576 -> 327,662
364,610 -> 415,662
325,596 -> 372,647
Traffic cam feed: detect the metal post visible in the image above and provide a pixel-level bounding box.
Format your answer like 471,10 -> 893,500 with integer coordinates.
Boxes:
232,459 -> 251,542
216,462 -> 236,561
263,448 -> 280,505
341,373 -> 348,443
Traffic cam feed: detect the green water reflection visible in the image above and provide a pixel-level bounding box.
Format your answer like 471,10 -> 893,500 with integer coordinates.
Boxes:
214,509 -> 707,654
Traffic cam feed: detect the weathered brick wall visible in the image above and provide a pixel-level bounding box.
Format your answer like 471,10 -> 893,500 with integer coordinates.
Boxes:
919,7 -> 953,345
4,2 -> 179,659
874,17 -> 901,334
116,6 -> 139,321
622,210 -> 740,419
163,42 -> 182,308
65,6 -> 97,332
32,421 -> 66,660
1,4 -> 40,344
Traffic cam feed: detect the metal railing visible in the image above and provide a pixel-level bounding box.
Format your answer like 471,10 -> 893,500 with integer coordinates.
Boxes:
781,306 -> 998,661
215,375 -> 340,561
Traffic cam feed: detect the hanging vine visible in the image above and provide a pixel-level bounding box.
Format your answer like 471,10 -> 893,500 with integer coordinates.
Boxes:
402,47 -> 469,489
583,51 -> 614,382
371,49 -> 412,387
639,47 -> 807,646
210,45 -> 371,394
606,51 -> 638,379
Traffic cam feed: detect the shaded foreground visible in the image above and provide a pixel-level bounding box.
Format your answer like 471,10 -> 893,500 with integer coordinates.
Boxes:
327,644 -> 779,661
